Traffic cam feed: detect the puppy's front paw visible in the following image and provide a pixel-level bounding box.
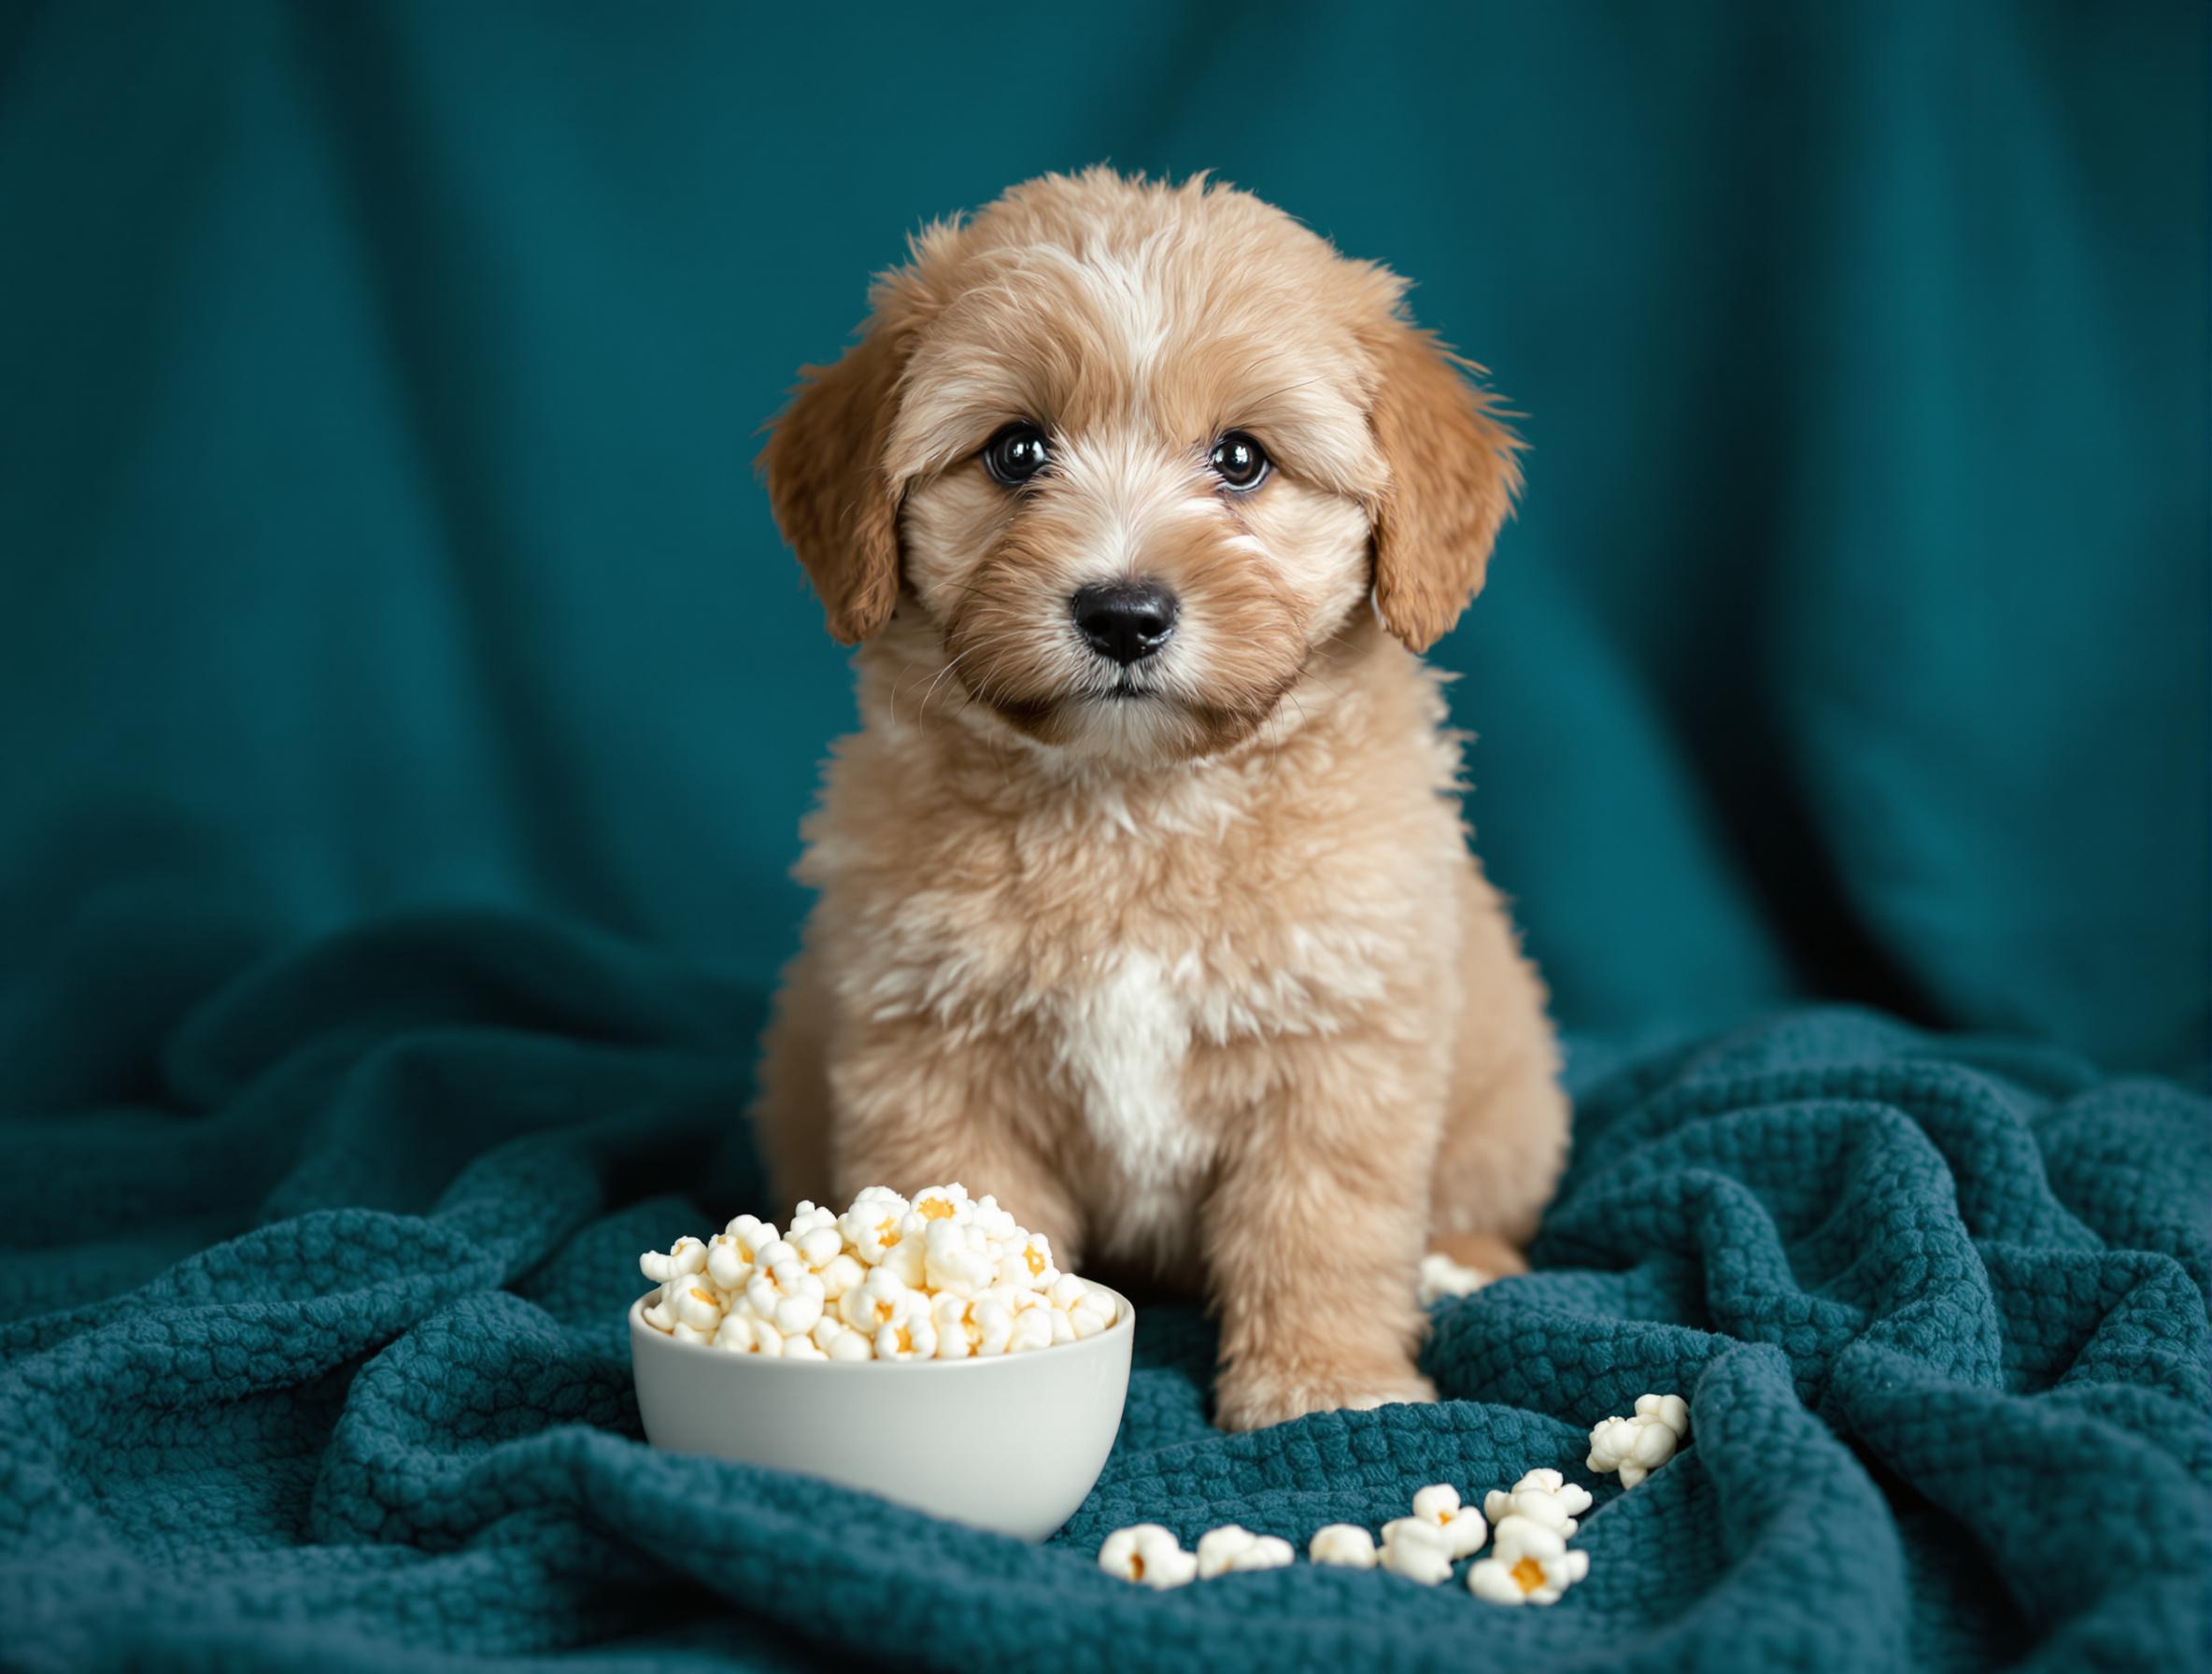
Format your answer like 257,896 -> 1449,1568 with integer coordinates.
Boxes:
1213,1362 -> 1438,1432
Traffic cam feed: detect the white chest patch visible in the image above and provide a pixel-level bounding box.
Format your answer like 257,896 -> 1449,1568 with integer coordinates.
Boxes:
1054,951 -> 1207,1248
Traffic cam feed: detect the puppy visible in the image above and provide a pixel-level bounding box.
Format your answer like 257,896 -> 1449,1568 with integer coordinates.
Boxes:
755,170 -> 1567,1430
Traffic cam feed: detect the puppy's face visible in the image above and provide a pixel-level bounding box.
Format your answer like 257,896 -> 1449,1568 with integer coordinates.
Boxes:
762,172 -> 1521,763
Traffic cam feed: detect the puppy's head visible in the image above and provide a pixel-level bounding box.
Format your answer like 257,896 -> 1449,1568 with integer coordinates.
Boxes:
760,170 -> 1519,762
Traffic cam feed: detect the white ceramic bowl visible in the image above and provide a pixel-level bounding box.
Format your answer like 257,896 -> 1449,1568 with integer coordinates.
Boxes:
629,1285 -> 1135,1541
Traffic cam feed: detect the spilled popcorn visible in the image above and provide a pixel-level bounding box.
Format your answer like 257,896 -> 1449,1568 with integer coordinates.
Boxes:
1100,1454 -> 1618,1606
1482,1468 -> 1593,1537
1378,1513 -> 1460,1584
1308,1524 -> 1379,1568
1467,1514 -> 1589,1606
1587,1392 -> 1691,1487
1416,1251 -> 1493,1307
1097,1395 -> 1696,1604
637,1184 -> 1118,1361
1099,1524 -> 1198,1589
1194,1525 -> 1296,1578
1409,1484 -> 1490,1559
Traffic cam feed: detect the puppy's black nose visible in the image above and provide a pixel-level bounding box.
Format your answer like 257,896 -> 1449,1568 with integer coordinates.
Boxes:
1071,579 -> 1179,665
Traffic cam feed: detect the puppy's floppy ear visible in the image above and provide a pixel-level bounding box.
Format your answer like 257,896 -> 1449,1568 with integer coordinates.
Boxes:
1364,322 -> 1524,654
758,323 -> 910,645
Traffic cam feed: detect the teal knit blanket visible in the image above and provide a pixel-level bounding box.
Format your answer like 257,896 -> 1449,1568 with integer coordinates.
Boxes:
2,913 -> 2206,1670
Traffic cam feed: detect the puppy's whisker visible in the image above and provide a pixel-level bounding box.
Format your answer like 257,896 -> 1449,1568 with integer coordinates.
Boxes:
890,655 -> 949,726
918,644 -> 994,725
921,627 -> 1038,728
920,642 -> 1024,730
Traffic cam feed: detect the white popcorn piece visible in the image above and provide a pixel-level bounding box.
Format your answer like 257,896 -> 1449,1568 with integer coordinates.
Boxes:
1482,1468 -> 1594,1537
1409,1483 -> 1488,1559
1006,1300 -> 1056,1354
1049,1272 -> 1116,1339
873,1321 -> 935,1360
922,1219 -> 1000,1298
1587,1392 -> 1691,1487
1194,1525 -> 1296,1578
1638,1392 -> 1691,1438
997,1229 -> 1056,1292
815,1252 -> 867,1301
711,1310 -> 756,1353
670,1320 -> 709,1345
704,1237 -> 747,1292
839,1187 -> 913,1266
640,1284 -> 682,1333
966,1291 -> 1019,1356
1379,1516 -> 1458,1584
929,1291 -> 982,1359
785,1200 -> 846,1270
839,1267 -> 919,1333
1004,1282 -> 1061,1353
746,1258 -> 829,1338
872,1288 -> 938,1360
779,1333 -> 828,1361
706,1215 -> 780,1289
1308,1524 -> 1380,1568
811,1317 -> 875,1362
638,1236 -> 708,1284
971,1194 -> 1021,1241
1099,1524 -> 1198,1589
1585,1415 -> 1667,1486
1071,1295 -> 1115,1339
721,1213 -> 781,1250
748,1237 -> 800,1275
931,1289 -> 1020,1358
1467,1515 -> 1589,1606
673,1284 -> 725,1334
874,1229 -> 929,1288
712,1310 -> 783,1356
909,1183 -> 973,1226
1416,1252 -> 1492,1307
1230,1534 -> 1297,1574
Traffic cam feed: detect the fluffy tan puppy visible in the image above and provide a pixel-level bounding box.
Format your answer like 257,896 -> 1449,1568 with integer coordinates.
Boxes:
755,170 -> 1567,1429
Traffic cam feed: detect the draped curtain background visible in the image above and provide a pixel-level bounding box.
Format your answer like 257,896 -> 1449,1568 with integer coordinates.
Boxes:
2,0 -> 2205,1081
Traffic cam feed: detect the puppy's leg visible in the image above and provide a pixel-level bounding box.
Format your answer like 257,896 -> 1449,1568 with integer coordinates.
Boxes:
1427,867 -> 1570,1252
828,1013 -> 1085,1265
1426,1042 -> 1567,1250
1205,1035 -> 1444,1431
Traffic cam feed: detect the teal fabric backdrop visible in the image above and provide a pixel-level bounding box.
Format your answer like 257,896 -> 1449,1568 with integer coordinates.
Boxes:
4,7 -> 2211,1671
3,0 -> 2204,1080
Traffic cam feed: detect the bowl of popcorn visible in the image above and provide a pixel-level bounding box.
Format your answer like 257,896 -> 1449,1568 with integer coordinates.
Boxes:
629,1183 -> 1132,1541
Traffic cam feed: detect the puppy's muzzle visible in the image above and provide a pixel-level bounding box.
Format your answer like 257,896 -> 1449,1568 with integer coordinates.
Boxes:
1071,579 -> 1178,667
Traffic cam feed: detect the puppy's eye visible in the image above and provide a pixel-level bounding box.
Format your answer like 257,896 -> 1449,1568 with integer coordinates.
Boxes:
981,422 -> 1051,487
1209,432 -> 1269,491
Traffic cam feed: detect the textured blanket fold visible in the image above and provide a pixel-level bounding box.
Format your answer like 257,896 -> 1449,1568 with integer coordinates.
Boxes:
1,914 -> 2205,1671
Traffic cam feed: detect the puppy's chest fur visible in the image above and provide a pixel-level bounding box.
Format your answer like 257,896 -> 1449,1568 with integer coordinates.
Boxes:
938,826 -> 1388,1256
1049,946 -> 1201,1258
821,751 -> 1458,1259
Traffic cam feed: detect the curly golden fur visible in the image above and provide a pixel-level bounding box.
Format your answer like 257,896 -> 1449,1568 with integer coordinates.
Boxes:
756,170 -> 1567,1430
